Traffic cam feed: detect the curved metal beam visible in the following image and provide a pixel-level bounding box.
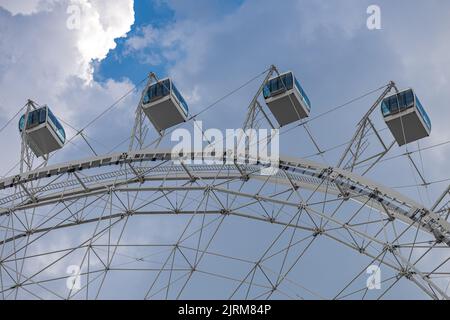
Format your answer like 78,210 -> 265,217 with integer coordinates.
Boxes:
0,149 -> 449,245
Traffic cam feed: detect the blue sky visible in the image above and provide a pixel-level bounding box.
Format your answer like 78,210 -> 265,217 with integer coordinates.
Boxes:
1,0 -> 450,299
94,0 -> 245,84
93,0 -> 174,83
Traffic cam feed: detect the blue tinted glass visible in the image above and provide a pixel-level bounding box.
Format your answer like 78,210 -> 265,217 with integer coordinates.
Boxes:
144,79 -> 171,104
397,90 -> 414,110
415,96 -> 431,131
294,77 -> 311,111
389,96 -> 398,110
382,91 -> 416,116
172,83 -> 189,116
381,101 -> 389,116
397,92 -> 405,109
404,90 -> 414,106
283,73 -> 293,90
20,108 -> 45,129
18,107 -> 65,143
263,86 -> 268,98
47,108 -> 66,143
30,110 -> 38,126
40,107 -> 47,124
18,115 -> 25,131
264,73 -> 294,99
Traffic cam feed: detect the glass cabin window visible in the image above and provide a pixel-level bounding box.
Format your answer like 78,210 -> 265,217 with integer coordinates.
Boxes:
143,79 -> 171,104
171,84 -> 189,116
415,97 -> 432,131
294,77 -> 311,111
382,90 -> 415,117
19,107 -> 66,143
263,73 -> 294,99
19,108 -> 47,131
19,115 -> 24,131
47,109 -> 66,143
403,90 -> 414,107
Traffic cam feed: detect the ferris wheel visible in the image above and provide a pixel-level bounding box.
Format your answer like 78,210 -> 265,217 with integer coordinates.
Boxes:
0,65 -> 449,300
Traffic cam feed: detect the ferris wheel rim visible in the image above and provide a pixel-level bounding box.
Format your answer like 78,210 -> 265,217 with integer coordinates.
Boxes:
0,148 -> 449,300
1,148 -> 449,245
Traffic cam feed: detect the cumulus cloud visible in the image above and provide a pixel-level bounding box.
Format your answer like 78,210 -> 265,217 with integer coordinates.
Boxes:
73,0 -> 134,81
0,0 -> 48,15
126,25 -> 159,52
0,0 -> 136,174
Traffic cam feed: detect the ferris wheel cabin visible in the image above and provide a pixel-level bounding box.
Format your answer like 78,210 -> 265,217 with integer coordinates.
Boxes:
381,88 -> 431,146
18,106 -> 66,157
142,78 -> 189,132
263,71 -> 311,127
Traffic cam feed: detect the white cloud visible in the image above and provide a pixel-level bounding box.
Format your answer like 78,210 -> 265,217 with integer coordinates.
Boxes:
126,25 -> 160,52
0,0 -> 136,174
74,0 -> 135,81
0,0 -> 135,98
0,0 -> 48,15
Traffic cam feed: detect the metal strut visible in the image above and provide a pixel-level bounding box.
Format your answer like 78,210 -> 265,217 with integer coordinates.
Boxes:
129,72 -> 159,152
241,64 -> 277,131
337,81 -> 397,175
19,100 -> 44,173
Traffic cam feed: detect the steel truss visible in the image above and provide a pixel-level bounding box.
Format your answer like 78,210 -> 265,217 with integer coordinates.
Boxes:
2,66 -> 449,300
19,100 -> 49,174
1,150 -> 450,299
